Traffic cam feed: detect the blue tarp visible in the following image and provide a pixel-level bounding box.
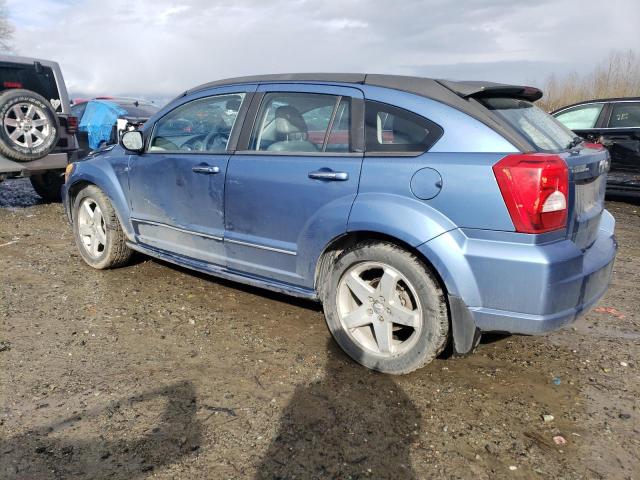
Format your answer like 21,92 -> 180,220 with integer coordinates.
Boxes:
78,100 -> 127,150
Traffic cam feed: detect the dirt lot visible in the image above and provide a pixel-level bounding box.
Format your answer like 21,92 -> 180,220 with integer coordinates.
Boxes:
1,178 -> 639,480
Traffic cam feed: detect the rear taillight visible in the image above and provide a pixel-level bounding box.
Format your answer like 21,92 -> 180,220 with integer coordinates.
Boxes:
493,153 -> 569,234
66,116 -> 78,134
3,81 -> 22,88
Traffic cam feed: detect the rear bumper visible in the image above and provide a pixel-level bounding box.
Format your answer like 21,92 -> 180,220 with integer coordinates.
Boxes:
0,152 -> 69,178
419,210 -> 617,335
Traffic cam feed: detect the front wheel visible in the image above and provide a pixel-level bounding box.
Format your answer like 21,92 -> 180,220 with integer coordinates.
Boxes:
29,170 -> 64,202
322,242 -> 449,374
72,185 -> 132,269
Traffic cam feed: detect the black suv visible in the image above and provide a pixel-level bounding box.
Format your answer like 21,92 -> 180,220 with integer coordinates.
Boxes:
553,98 -> 640,195
0,55 -> 78,201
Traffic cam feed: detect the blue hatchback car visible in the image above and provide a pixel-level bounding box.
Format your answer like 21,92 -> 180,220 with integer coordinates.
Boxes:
62,74 -> 617,374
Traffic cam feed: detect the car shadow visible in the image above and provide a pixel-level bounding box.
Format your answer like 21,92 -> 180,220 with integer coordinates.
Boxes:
254,340 -> 420,479
0,381 -> 202,480
0,178 -> 47,208
149,257 -> 323,312
606,192 -> 640,205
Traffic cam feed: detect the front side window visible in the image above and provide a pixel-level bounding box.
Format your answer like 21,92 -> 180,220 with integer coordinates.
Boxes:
365,101 -> 442,154
249,92 -> 350,153
608,102 -> 640,128
150,93 -> 245,152
554,103 -> 604,130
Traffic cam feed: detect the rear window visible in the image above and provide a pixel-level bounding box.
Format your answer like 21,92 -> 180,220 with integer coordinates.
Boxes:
608,102 -> 640,128
480,97 -> 575,152
0,62 -> 62,112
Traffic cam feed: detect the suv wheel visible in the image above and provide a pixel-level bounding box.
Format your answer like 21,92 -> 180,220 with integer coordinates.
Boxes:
29,170 -> 64,202
322,242 -> 449,374
72,185 -> 132,269
0,89 -> 60,162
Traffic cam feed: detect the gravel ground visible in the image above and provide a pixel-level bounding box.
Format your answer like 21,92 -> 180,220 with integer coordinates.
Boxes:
1,178 -> 639,480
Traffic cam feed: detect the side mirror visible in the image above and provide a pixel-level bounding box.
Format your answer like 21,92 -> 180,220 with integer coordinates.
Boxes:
120,130 -> 144,153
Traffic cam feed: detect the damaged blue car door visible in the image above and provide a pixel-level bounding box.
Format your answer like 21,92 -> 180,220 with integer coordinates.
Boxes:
224,84 -> 364,286
127,86 -> 254,266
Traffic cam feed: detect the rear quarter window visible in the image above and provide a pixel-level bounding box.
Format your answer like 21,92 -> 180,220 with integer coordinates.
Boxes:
365,101 -> 443,155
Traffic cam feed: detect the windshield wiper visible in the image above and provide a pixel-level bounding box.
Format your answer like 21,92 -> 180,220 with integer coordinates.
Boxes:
567,136 -> 583,149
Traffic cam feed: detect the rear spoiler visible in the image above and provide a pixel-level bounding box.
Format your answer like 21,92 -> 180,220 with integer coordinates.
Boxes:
437,79 -> 543,102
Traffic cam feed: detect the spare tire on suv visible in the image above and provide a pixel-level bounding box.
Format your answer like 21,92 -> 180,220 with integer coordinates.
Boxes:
0,88 -> 60,162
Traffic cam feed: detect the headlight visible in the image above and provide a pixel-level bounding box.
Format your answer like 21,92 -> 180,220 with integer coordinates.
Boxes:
64,163 -> 76,183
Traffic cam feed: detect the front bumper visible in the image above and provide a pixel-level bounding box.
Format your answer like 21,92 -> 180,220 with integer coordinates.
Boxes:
419,210 -> 618,335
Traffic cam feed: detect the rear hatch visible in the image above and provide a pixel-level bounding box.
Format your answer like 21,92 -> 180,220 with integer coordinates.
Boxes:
561,146 -> 608,249
477,96 -> 608,249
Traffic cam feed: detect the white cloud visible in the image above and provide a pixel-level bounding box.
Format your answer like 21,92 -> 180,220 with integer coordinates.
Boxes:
319,18 -> 369,30
5,0 -> 639,102
155,5 -> 191,26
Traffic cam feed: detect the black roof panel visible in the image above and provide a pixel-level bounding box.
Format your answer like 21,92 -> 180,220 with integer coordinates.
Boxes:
187,72 -> 541,101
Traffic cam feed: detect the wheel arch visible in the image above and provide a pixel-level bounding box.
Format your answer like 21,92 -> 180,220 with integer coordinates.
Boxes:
66,169 -> 134,241
315,230 -> 449,300
315,230 -> 482,356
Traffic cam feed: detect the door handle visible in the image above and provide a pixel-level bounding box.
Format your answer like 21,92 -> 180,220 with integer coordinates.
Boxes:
192,165 -> 220,174
308,170 -> 349,181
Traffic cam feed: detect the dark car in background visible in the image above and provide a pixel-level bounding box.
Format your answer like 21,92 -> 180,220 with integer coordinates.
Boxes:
553,98 -> 640,195
71,98 -> 159,159
0,55 -> 78,201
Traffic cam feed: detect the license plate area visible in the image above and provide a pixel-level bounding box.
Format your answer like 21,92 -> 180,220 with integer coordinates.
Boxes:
575,175 -> 605,220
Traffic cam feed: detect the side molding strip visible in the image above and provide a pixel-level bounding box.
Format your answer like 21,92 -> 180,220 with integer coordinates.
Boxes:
131,218 -> 223,242
225,238 -> 297,256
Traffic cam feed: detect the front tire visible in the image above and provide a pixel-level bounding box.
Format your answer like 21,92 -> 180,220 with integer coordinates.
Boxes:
72,185 -> 132,269
29,170 -> 64,202
322,242 -> 449,374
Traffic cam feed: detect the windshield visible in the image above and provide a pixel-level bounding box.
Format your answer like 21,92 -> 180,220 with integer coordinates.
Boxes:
480,97 -> 576,152
118,102 -> 159,118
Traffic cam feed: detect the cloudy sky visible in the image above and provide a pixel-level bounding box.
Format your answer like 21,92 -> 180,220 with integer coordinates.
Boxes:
5,0 -> 639,102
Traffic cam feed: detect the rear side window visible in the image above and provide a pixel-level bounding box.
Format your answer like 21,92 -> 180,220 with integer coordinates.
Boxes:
554,103 -> 604,130
365,101 -> 442,154
249,92 -> 351,153
608,102 -> 640,128
481,98 -> 575,152
0,62 -> 62,112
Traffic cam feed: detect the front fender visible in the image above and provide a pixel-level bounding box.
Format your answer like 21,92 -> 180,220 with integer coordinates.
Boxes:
64,155 -> 133,241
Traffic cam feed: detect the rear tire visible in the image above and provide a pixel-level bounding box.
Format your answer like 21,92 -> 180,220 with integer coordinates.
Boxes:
29,170 -> 64,202
0,89 -> 59,162
72,185 -> 132,269
322,241 -> 449,374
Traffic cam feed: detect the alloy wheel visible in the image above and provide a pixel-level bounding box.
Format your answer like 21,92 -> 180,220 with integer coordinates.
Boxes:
336,261 -> 423,356
77,198 -> 107,258
3,102 -> 52,149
